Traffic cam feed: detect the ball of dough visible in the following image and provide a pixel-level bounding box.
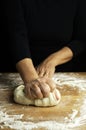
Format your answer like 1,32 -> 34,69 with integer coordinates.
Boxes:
14,85 -> 61,107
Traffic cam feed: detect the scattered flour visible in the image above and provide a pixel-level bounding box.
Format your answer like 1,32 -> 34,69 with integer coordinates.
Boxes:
0,99 -> 86,130
0,105 -> 86,130
0,73 -> 86,130
53,73 -> 86,90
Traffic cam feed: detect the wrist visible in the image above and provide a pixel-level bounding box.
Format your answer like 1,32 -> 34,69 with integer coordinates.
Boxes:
52,47 -> 73,66
16,58 -> 39,83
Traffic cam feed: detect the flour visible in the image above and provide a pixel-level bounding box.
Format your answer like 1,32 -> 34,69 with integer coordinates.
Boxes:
0,99 -> 86,130
53,73 -> 86,91
0,107 -> 86,130
0,73 -> 86,130
67,109 -> 78,121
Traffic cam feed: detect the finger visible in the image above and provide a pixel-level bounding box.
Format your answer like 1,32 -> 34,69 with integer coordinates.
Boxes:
38,70 -> 45,77
38,81 -> 50,97
24,86 -> 33,99
37,67 -> 46,77
46,78 -> 56,91
39,72 -> 44,77
24,82 -> 38,99
42,71 -> 49,77
41,70 -> 53,78
36,67 -> 41,75
37,77 -> 56,92
53,89 -> 61,100
31,83 -> 43,99
30,89 -> 38,99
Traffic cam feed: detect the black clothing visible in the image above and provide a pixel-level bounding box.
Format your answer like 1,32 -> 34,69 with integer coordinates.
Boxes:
2,0 -> 86,71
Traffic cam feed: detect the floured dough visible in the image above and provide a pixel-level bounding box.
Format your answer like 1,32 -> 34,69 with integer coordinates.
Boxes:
14,85 -> 61,107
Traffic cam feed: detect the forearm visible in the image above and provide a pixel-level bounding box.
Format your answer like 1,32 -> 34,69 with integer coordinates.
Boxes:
16,58 -> 52,99
36,46 -> 73,77
51,47 -> 73,67
16,58 -> 39,83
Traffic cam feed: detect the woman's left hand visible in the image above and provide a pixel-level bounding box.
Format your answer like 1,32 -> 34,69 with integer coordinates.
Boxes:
36,54 -> 56,78
37,47 -> 73,78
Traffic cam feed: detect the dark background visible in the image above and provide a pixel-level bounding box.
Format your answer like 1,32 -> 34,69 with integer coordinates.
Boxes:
0,2 -> 86,72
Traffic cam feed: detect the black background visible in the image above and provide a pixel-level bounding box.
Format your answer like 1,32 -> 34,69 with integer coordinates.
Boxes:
0,1 -> 86,72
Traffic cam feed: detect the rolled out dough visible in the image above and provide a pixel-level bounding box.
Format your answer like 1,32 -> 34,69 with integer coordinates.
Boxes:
14,85 -> 61,107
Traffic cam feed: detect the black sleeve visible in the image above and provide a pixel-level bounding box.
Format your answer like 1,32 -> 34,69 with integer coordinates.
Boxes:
66,0 -> 86,57
6,0 -> 31,64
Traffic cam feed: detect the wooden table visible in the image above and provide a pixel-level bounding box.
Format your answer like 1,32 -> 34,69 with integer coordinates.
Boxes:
0,73 -> 86,130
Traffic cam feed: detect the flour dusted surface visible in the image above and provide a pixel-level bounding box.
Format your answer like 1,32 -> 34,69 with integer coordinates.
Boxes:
0,73 -> 86,130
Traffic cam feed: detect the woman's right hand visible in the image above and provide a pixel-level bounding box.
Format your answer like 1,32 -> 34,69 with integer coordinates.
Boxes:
16,58 -> 56,100
24,77 -> 56,99
24,78 -> 51,99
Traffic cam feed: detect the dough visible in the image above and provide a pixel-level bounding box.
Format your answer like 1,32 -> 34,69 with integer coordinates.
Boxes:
14,85 -> 61,107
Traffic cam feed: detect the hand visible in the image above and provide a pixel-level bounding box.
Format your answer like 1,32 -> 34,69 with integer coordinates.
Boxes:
36,47 -> 73,78
24,78 -> 50,99
52,89 -> 61,101
37,54 -> 56,78
24,77 -> 56,99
